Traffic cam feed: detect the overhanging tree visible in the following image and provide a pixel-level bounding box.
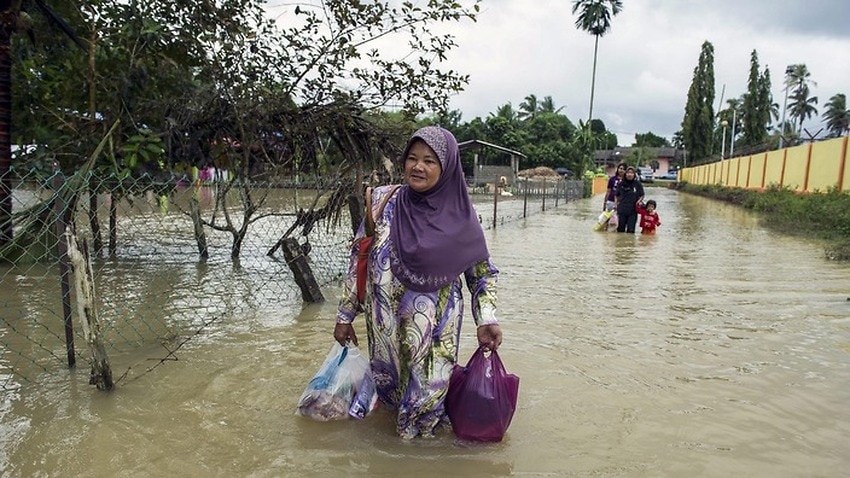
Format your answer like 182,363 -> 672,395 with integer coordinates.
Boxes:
11,0 -> 484,260
1,0 -> 85,247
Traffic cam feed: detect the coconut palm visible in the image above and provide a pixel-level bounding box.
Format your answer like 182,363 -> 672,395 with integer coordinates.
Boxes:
718,97 -> 744,146
822,93 -> 849,137
783,64 -> 818,135
518,94 -> 540,120
539,95 -> 564,114
785,64 -> 815,91
490,102 -> 518,123
788,84 -> 818,135
571,0 -> 623,124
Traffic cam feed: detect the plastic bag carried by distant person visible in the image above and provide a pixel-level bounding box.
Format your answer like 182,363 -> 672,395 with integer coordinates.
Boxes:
445,346 -> 520,442
296,342 -> 371,421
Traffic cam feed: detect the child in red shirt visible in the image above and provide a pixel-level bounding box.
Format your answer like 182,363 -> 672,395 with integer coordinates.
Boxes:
636,199 -> 661,234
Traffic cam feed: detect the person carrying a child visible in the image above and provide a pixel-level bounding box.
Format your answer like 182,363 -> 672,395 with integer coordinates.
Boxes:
636,199 -> 661,234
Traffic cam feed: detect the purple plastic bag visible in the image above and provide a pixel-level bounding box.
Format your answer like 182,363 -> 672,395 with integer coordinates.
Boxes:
445,347 -> 520,442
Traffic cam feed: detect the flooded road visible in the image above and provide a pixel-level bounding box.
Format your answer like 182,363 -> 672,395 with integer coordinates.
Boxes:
2,187 -> 850,477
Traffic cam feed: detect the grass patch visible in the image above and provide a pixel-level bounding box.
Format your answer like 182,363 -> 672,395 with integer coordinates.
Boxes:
671,182 -> 850,262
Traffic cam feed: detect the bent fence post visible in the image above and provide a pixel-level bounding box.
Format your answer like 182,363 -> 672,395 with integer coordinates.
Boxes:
66,233 -> 113,391
282,238 -> 325,303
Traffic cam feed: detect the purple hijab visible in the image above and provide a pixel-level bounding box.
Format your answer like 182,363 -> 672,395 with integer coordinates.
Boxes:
389,126 -> 489,291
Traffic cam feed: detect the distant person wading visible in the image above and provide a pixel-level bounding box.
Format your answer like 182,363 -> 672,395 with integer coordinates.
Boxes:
614,166 -> 645,234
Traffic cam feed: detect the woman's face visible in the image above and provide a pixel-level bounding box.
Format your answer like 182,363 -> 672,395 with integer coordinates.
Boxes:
404,140 -> 442,192
625,169 -> 636,180
616,165 -> 626,176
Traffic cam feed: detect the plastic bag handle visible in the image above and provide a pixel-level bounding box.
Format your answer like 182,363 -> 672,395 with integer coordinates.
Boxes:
336,344 -> 349,366
470,345 -> 507,377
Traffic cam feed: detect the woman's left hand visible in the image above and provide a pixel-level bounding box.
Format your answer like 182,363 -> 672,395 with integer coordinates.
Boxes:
477,324 -> 503,352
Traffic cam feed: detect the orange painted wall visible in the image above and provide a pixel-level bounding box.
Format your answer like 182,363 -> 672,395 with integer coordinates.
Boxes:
592,176 -> 608,195
680,137 -> 850,193
764,149 -> 785,187
749,153 -> 766,188
728,157 -> 741,187
783,144 -> 809,191
808,138 -> 845,192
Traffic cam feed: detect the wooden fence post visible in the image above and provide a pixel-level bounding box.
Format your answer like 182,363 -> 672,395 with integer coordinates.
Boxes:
541,178 -> 546,211
66,233 -> 113,390
281,238 -> 325,303
52,169 -> 75,369
522,180 -> 528,218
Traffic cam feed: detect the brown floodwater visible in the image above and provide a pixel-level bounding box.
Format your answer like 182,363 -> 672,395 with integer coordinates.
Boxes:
2,187 -> 849,477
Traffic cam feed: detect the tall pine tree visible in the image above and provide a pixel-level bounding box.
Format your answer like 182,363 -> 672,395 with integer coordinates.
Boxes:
742,50 -> 772,148
681,41 -> 715,162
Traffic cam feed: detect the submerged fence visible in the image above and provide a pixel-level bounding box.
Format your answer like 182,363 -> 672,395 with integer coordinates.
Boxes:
0,168 -> 583,393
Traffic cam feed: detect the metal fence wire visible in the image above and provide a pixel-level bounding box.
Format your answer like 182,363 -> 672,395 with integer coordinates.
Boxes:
0,166 -> 584,394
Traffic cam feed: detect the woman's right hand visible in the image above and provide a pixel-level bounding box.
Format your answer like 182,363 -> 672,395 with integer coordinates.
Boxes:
334,323 -> 358,346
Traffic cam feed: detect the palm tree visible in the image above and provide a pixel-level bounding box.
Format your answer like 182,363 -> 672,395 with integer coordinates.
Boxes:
571,0 -> 623,124
539,95 -> 564,114
786,64 -> 815,91
783,64 -> 819,136
822,93 -> 849,137
718,97 -> 744,146
788,84 -> 818,135
490,102 -> 518,123
518,94 -> 540,120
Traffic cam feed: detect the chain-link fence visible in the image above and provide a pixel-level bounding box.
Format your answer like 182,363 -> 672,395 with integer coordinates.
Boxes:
1,166 -> 584,394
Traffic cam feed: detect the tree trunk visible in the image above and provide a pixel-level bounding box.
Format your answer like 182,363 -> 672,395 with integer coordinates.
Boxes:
190,186 -> 208,260
89,179 -> 103,256
588,34 -> 599,125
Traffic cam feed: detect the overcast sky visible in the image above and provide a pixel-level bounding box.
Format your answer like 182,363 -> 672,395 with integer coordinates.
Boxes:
434,0 -> 850,145
266,1 -> 850,147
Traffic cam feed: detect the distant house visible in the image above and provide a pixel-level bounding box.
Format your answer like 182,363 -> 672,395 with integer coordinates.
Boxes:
593,146 -> 683,176
458,139 -> 526,186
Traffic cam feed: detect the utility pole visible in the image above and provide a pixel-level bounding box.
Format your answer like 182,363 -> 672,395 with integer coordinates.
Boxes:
730,108 -> 736,157
779,64 -> 795,149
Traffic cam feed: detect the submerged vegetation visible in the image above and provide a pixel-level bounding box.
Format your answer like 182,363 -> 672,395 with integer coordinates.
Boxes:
672,182 -> 850,261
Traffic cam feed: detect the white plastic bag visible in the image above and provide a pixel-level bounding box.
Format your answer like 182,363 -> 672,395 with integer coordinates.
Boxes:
608,211 -> 618,229
296,343 -> 370,421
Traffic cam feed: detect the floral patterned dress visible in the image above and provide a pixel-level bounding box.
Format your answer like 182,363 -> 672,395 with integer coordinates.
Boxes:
336,185 -> 499,438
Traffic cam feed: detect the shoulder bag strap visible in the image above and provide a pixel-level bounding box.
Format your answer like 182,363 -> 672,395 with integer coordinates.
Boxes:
364,187 -> 375,236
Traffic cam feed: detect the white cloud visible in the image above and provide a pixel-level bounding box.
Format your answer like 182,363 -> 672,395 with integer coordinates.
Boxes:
265,1 -> 850,146
439,0 -> 850,145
